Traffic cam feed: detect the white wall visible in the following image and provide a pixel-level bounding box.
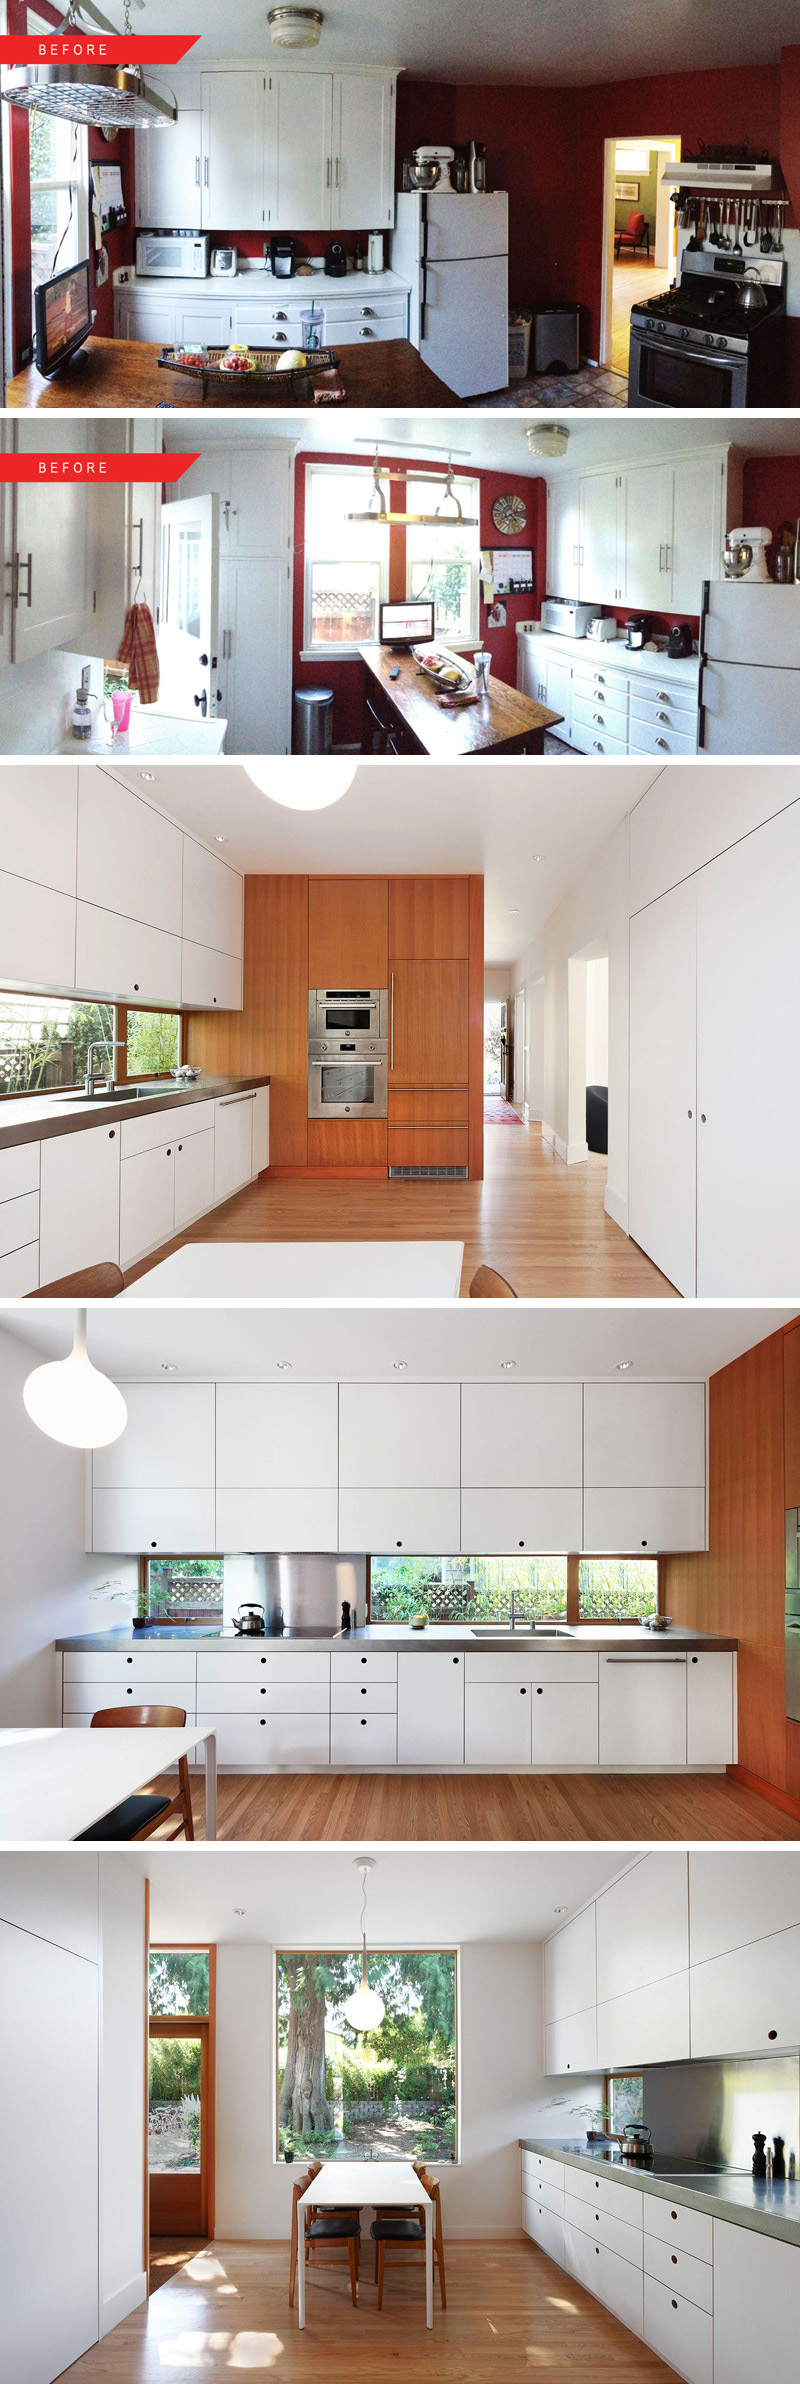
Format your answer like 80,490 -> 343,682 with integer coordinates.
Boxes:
585,955 -> 609,1086
511,816 -> 629,1229
99,1856 -> 147,2335
0,1327 -> 138,1726
215,1939 -> 599,2243
484,966 -> 512,1002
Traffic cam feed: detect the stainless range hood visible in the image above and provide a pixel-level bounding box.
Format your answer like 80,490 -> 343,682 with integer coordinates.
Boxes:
2,4 -> 176,130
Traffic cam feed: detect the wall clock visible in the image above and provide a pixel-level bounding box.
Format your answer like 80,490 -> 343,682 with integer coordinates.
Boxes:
492,492 -> 527,536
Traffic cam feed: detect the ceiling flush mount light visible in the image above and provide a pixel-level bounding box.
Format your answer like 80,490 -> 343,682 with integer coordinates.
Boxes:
140,771 -> 158,783
243,760 -> 355,812
269,5 -> 323,46
2,2 -> 177,130
23,1310 -> 127,1450
215,835 -> 228,845
525,424 -> 570,460
343,1857 -> 385,2035
554,1905 -> 569,1915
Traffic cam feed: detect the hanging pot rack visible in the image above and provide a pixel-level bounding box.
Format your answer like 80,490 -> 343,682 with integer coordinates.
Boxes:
2,2 -> 177,129
347,454 -> 478,527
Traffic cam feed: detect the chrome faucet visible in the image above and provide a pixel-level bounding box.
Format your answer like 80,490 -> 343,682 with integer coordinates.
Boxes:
84,1038 -> 126,1097
508,1581 -> 533,1634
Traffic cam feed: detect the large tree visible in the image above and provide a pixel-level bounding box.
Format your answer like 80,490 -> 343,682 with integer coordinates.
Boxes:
278,1958 -> 335,2136
277,1950 -> 457,2145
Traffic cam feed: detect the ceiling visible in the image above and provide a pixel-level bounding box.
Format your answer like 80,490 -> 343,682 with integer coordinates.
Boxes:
107,757 -> 658,967
3,1305 -> 794,1382
129,1844 -> 626,1944
131,0 -> 796,90
162,415 -> 800,482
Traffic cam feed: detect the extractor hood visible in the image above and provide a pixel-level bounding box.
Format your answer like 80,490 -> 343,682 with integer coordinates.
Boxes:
661,159 -> 775,191
2,3 -> 176,130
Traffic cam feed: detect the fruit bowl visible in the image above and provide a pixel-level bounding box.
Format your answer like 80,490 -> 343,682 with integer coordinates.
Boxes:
412,644 -> 473,693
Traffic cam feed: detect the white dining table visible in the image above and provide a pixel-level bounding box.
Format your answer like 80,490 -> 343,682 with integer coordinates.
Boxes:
0,1726 -> 217,1841
122,1239 -> 464,1300
296,2158 -> 433,2328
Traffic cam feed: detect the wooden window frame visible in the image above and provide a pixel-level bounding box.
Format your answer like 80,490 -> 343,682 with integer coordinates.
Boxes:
365,1553 -> 663,1625
115,1002 -> 187,1088
138,1552 -> 224,1625
148,1943 -> 216,2241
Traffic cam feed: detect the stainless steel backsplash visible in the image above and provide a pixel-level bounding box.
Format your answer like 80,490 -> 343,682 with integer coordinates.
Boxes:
223,1552 -> 366,1633
643,2055 -> 800,2168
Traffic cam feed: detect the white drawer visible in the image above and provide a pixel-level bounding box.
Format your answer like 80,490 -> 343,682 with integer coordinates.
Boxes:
330,1681 -> 397,1714
63,1651 -> 196,1682
120,1099 -> 214,1158
0,1239 -> 39,1293
572,688 -> 628,730
564,2188 -> 643,2271
629,716 -> 696,759
201,1713 -> 330,1767
63,1678 -> 196,1715
330,1651 -> 397,1683
629,686 -> 697,725
528,1652 -> 598,1683
196,1681 -> 329,1717
571,2167 -> 644,2227
0,1188 -> 38,1259
196,1652 -> 330,1685
563,2221 -> 644,2336
0,1141 -> 40,1201
644,2233 -> 712,2313
643,2274 -> 713,2384
521,2150 -> 567,2192
643,2195 -> 712,2264
330,1713 -> 397,1766
522,2197 -> 566,2266
570,718 -> 628,758
572,672 -> 628,712
327,313 -> 406,343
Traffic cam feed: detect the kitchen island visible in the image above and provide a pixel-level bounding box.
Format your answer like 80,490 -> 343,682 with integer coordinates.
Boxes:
6,334 -> 457,411
360,642 -> 563,757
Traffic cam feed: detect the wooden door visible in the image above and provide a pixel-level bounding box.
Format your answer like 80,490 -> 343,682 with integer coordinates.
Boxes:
390,959 -> 469,1086
309,877 -> 388,984
389,876 -> 470,958
785,1325 -> 800,1508
149,2017 -> 211,2237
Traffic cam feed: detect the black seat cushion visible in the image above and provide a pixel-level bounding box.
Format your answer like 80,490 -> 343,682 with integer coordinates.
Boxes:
371,2216 -> 425,2242
76,1792 -> 172,1842
307,2213 -> 361,2240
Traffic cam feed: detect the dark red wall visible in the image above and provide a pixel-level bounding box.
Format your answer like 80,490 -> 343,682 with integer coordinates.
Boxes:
742,456 -> 800,571
88,129 -> 136,338
292,452 -> 546,748
397,79 -> 578,311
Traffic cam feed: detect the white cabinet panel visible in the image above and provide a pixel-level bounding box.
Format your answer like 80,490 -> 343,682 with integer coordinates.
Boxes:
203,1713 -> 330,1766
1,1923 -> 99,2384
563,2219 -> 644,2336
331,1681 -> 397,1714
564,2186 -> 643,2270
92,1487 -> 215,1554
688,1851 -> 800,1966
522,2198 -> 566,2267
196,1681 -> 329,1717
571,2167 -> 643,2227
643,2274 -> 712,2384
670,456 -> 723,615
583,1488 -> 706,1554
92,1381 -> 215,1552
77,773 -> 183,935
643,2196 -> 712,2265
545,1903 -> 596,2024
76,901 -> 181,1008
579,471 -> 625,604
223,553 -> 292,756
181,941 -> 242,1010
182,837 -> 243,958
644,2234 -> 713,2310
696,800 -> 800,1295
545,2006 -> 597,2073
202,72 -> 265,229
228,447 -> 291,556
331,75 -> 395,231
117,291 -> 177,344
331,1652 -> 397,1683
464,1680 -> 532,1764
119,1142 -> 175,1270
624,464 -> 671,611
268,70 -> 332,230
0,868 -> 76,989
0,1188 -> 38,1257
397,1651 -> 464,1764
214,1091 -> 254,1202
598,1654 -> 688,1764
330,1713 -> 397,1766
597,1970 -> 691,2068
0,1239 -> 39,1293
532,1682 -> 598,1766
39,1120 -> 120,1283
64,1651 -> 196,1683
0,764 -> 77,893
583,1383 -> 705,1489
461,1487 -> 583,1554
196,1653 -> 329,1684
460,1382 -> 583,1486
135,110 -> 203,230
338,1488 -> 461,1553
629,878 -> 697,1298
712,2218 -> 800,2384
63,1677 -> 195,1717
215,1488 -> 338,1552
686,1652 -> 734,1765
596,1852 -> 689,2001
215,1382 -> 338,1488
547,474 -> 581,600
689,1923 -> 800,2058
174,1125 -> 215,1233
339,1384 -> 460,1487
12,471 -> 89,663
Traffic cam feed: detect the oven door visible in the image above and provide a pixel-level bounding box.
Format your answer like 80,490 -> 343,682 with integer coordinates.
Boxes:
629,327 -> 748,409
308,1052 -> 388,1120
309,992 -> 387,1038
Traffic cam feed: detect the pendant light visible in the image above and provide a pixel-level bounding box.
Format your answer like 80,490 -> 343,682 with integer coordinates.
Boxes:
243,760 -> 355,810
342,1857 -> 385,2034
23,1310 -> 127,1450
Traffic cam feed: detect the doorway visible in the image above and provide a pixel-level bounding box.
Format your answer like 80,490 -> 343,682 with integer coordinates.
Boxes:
567,942 -> 609,1166
484,997 -> 508,1097
148,1946 -> 215,2279
601,136 -> 680,376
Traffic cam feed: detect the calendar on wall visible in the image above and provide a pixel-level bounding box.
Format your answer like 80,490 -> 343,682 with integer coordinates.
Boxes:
491,548 -> 534,593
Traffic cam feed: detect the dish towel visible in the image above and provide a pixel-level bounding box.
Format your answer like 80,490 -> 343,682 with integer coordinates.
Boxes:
117,602 -> 160,705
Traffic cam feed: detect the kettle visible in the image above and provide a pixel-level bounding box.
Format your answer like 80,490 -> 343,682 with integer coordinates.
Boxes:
619,2124 -> 654,2166
737,270 -> 769,312
232,1602 -> 266,1636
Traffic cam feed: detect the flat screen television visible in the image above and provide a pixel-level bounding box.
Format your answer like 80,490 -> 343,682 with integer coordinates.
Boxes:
34,259 -> 92,378
379,599 -> 436,647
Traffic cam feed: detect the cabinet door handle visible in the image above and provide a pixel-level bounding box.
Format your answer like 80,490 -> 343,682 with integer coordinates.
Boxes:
16,552 -> 32,609
132,517 -> 144,581
219,1092 -> 256,1105
390,971 -> 395,1069
335,156 -> 340,187
326,155 -> 331,187
195,154 -> 201,187
604,1656 -> 685,1665
656,737 -> 668,749
203,156 -> 209,188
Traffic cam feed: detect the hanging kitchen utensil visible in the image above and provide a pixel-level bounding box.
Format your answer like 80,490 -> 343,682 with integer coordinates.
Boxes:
687,198 -> 705,251
773,199 -> 786,254
732,203 -> 743,255
743,200 -> 758,247
760,202 -> 773,252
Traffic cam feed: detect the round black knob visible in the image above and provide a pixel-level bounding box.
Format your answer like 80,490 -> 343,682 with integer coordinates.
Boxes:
769,2029 -> 777,2040
126,1656 -> 132,1664
178,1143 -> 183,1152
134,982 -> 139,992
127,1686 -> 132,1694
692,1655 -> 698,1664
672,2255 -> 677,2265
452,1656 -> 459,1665
260,1656 -> 266,1664
537,1686 -> 543,1694
672,2299 -> 678,2310
396,1540 -> 402,1547
261,1688 -> 266,1696
109,1129 -> 115,1138
701,1112 -> 707,1123
520,1687 -> 527,1695
361,1718 -> 366,1726
260,1718 -> 266,1726
167,1148 -> 172,1157
688,1109 -> 693,1119
641,1540 -> 648,1547
361,1657 -> 367,1665
361,1687 -> 367,1696
150,1540 -> 156,1548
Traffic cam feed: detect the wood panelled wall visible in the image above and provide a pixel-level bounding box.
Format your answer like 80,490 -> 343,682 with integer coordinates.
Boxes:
187,876 -> 309,1169
665,1320 -> 800,1806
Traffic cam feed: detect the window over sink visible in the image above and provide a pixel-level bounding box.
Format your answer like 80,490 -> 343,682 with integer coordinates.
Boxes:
0,991 -> 184,1098
369,1554 -> 661,1626
276,1948 -> 458,2164
29,112 -> 87,305
139,1556 -> 225,1624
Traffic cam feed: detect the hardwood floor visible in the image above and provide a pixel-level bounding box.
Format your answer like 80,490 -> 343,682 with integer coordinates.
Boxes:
126,1121 -> 676,1299
149,2239 -> 208,2295
611,257 -> 668,375
173,1767 -> 800,1843
66,2238 -> 679,2381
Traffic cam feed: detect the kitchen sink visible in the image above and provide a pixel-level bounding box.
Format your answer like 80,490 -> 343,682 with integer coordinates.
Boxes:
58,1082 -> 180,1102
469,1624 -> 573,1638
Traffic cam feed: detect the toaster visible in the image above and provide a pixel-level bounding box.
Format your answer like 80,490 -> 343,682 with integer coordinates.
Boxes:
586,614 -> 617,641
211,246 -> 238,277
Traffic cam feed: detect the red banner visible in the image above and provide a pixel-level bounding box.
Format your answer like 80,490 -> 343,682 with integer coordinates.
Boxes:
0,36 -> 200,63
0,454 -> 199,481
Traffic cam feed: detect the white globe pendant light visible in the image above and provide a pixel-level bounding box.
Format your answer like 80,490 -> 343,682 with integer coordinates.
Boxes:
243,759 -> 355,811
23,1309 -> 127,1450
342,1856 -> 386,2034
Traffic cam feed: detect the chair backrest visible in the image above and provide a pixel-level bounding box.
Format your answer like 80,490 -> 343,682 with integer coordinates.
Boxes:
469,1264 -> 517,1299
30,1261 -> 125,1299
90,1703 -> 188,1728
626,211 -> 645,236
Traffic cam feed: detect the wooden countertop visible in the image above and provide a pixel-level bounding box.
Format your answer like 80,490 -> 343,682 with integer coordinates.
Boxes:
360,643 -> 563,758
6,333 -> 458,410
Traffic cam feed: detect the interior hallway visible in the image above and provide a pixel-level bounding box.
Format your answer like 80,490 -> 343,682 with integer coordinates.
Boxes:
611,256 -> 668,375
168,1768 -> 800,1845
64,2238 -> 678,2382
126,1122 -> 676,1300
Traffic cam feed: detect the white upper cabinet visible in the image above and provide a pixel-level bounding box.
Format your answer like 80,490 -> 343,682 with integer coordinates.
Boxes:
76,903 -> 182,1009
669,455 -> 724,613
461,1384 -> 583,1487
596,1968 -> 691,2070
92,1382 -> 216,1552
77,772 -> 184,938
623,464 -> 672,612
544,1902 -> 597,2026
215,1382 -> 338,1551
331,75 -> 395,230
339,1384 -> 461,1488
181,942 -> 242,1011
0,871 -> 76,991
266,71 -> 332,231
595,1853 -> 689,2003
579,471 -> 625,604
0,765 -> 77,895
689,1923 -> 800,2060
136,108 -> 203,230
182,836 -> 243,960
547,474 -> 581,599
227,448 -> 292,558
688,1851 -> 800,1967
584,1384 -> 706,1488
202,72 -> 266,230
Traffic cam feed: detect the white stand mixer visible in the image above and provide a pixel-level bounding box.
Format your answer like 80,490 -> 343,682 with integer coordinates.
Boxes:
723,526 -> 773,582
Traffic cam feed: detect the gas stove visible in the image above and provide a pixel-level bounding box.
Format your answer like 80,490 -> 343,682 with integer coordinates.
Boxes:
629,250 -> 786,408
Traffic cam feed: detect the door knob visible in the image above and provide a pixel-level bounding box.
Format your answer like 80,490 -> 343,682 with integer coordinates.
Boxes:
200,652 -> 209,665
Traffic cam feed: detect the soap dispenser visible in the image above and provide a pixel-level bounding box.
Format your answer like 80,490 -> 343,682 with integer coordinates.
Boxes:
71,667 -> 95,740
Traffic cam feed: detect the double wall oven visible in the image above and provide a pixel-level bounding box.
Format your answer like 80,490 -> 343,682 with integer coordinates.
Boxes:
307,987 -> 389,1121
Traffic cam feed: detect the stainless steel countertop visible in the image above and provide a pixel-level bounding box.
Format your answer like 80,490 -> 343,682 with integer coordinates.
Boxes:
55,1624 -> 737,1653
0,1074 -> 269,1150
519,2138 -> 800,2248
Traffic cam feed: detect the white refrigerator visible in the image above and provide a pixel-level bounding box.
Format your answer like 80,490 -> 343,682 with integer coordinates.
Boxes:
392,191 -> 508,398
700,581 -> 800,753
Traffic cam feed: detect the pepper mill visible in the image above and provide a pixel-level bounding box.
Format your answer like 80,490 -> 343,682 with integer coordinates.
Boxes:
340,1599 -> 351,1633
752,2132 -> 767,2178
773,2137 -> 786,2182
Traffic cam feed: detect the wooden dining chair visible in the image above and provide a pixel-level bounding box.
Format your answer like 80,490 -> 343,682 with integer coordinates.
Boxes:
288,2163 -> 320,2306
289,2162 -> 361,2308
469,1263 -> 517,1298
371,2167 -> 446,2308
30,1261 -> 125,1299
75,1704 -> 195,1841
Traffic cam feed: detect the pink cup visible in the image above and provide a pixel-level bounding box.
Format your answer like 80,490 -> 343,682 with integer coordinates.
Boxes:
111,691 -> 132,731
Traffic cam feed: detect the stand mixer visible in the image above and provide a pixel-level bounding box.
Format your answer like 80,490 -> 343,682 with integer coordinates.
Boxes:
723,526 -> 773,581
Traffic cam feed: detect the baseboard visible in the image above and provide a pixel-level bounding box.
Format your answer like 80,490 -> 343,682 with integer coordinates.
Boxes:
728,1763 -> 800,1823
604,1183 -> 628,1234
566,1138 -> 588,1166
541,1120 -> 555,1151
101,2272 -> 147,2335
268,1165 -> 386,1180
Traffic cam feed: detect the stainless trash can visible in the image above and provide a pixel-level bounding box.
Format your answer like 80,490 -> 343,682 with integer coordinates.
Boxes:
294,686 -> 334,754
533,304 -> 580,374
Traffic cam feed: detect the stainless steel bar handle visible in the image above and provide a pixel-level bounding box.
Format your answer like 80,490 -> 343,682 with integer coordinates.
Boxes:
390,971 -> 394,1069
311,1058 -> 384,1069
195,154 -> 201,187
203,156 -> 209,187
219,1092 -> 256,1105
335,157 -> 340,187
326,156 -> 331,188
133,518 -> 144,579
17,554 -> 32,609
604,1656 -> 685,1665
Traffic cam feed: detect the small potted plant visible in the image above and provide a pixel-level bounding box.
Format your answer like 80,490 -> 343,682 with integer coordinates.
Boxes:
573,2100 -> 616,2145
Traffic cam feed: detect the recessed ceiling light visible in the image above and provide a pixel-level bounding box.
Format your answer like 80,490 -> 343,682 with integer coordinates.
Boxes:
500,1359 -> 516,1371
554,1905 -> 568,1915
510,907 -> 520,915
276,1360 -> 292,1371
616,1360 -> 634,1372
233,1907 -> 246,1917
244,759 -> 354,810
532,853 -> 545,863
161,1362 -> 178,1373
215,834 -> 228,844
393,1359 -> 408,1372
140,771 -> 158,782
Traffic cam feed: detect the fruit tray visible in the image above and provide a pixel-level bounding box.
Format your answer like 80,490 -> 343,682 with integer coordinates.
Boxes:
412,644 -> 474,694
158,344 -> 340,393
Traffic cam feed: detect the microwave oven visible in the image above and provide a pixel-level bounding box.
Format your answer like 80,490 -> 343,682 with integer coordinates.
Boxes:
540,597 -> 602,640
136,233 -> 210,279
